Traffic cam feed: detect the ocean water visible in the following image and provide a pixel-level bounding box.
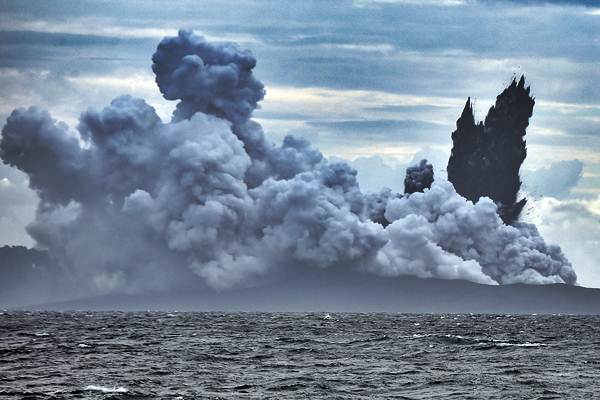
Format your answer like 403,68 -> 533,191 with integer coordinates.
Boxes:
0,312 -> 599,399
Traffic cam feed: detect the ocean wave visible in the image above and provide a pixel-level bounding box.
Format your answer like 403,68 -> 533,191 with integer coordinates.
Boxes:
2,312 -> 596,399
410,333 -> 548,348
84,384 -> 128,393
493,342 -> 547,347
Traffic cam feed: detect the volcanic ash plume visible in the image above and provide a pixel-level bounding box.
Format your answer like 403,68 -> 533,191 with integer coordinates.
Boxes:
0,30 -> 576,296
447,76 -> 533,224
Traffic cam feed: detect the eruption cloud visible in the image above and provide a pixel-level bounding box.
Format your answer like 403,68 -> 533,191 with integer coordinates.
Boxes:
404,159 -> 434,195
447,76 -> 533,224
0,30 -> 576,296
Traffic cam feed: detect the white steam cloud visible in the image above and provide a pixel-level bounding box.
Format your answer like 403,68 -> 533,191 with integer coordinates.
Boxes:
0,30 -> 576,295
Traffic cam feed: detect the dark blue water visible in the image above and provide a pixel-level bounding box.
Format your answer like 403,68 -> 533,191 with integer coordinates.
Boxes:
1,312 -> 599,399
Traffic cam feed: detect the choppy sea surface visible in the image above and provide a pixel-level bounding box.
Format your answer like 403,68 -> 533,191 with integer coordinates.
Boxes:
1,312 -> 599,399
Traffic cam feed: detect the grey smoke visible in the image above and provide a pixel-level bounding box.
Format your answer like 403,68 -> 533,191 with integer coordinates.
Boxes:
381,181 -> 576,285
152,30 -> 265,124
0,30 -> 577,296
0,164 -> 38,246
404,159 -> 434,194
364,159 -> 434,228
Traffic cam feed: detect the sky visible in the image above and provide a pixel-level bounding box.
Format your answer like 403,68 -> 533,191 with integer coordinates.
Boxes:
0,0 -> 599,288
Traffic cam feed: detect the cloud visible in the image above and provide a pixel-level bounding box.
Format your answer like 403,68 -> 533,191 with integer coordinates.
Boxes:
0,165 -> 38,246
307,119 -> 446,141
0,0 -> 597,292
479,0 -> 600,7
0,30 -> 579,300
349,155 -> 404,193
530,196 -> 600,287
354,0 -> 467,6
523,159 -> 584,199
365,104 -> 454,113
382,181 -> 575,285
2,1 -> 599,162
404,159 -> 434,194
342,147 -> 449,194
152,30 -> 265,123
0,30 -> 148,47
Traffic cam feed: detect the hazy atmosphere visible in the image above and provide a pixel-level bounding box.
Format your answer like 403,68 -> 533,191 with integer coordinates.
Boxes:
3,2 -> 600,398
1,0 -> 599,304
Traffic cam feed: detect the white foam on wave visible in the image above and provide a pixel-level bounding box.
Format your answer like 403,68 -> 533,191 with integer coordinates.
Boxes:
411,333 -> 433,338
84,384 -> 128,393
444,334 -> 466,339
411,333 -> 466,340
494,342 -> 546,347
77,343 -> 91,348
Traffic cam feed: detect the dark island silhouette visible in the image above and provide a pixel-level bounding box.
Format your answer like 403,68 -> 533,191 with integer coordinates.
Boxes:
9,268 -> 600,315
2,241 -> 600,315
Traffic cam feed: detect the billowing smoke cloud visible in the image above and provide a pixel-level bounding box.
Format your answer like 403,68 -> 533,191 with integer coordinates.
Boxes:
379,181 -> 575,285
0,30 -> 576,296
404,159 -> 434,195
365,159 -> 434,228
152,30 -> 265,124
0,164 -> 38,246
